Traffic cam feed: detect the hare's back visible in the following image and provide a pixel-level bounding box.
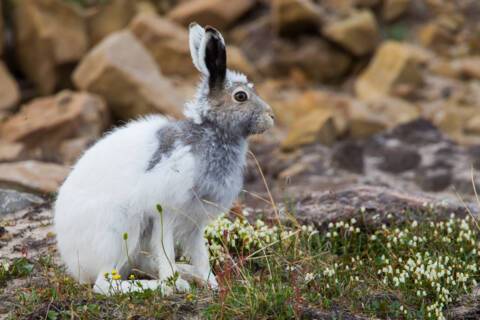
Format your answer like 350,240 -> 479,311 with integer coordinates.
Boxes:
58,115 -> 171,199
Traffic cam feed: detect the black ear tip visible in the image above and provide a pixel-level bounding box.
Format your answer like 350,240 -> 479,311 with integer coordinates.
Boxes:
205,26 -> 220,35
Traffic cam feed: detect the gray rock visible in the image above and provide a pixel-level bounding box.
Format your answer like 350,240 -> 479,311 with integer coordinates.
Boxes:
415,162 -> 452,192
0,189 -> 44,215
378,146 -> 421,173
282,185 -> 472,228
331,141 -> 365,174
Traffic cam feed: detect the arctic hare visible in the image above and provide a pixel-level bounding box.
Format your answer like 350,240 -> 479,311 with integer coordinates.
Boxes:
54,23 -> 274,295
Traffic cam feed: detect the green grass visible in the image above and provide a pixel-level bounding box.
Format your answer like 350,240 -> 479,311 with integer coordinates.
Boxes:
2,209 -> 480,319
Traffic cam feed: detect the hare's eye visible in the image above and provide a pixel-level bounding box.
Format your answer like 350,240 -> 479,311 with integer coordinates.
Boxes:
233,91 -> 248,102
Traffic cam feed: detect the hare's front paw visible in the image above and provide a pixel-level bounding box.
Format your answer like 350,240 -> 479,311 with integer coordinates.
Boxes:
174,278 -> 191,292
206,274 -> 219,290
160,277 -> 190,295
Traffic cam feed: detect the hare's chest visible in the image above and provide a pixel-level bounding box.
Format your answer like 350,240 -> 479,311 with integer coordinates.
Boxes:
192,141 -> 247,210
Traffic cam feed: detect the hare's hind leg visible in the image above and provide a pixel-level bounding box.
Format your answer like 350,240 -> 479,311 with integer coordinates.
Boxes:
182,227 -> 218,289
149,215 -> 190,292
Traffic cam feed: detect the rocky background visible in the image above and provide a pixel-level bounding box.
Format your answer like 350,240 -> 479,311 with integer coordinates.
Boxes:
2,0 -> 480,262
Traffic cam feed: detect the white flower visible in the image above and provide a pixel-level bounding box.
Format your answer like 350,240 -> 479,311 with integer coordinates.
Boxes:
305,273 -> 315,282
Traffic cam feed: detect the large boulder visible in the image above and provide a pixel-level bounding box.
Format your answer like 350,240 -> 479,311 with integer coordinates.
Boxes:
281,108 -> 336,151
168,0 -> 256,29
0,61 -> 20,113
85,0 -> 135,45
0,91 -> 109,163
0,143 -> 25,162
271,36 -> 351,82
0,189 -> 44,215
418,22 -> 454,55
129,14 -> 194,77
355,41 -> 424,101
73,30 -> 184,120
289,185 -> 470,228
0,161 -> 70,194
381,0 -> 410,21
323,10 -> 379,56
272,0 -> 323,36
12,0 -> 88,94
346,101 -> 389,138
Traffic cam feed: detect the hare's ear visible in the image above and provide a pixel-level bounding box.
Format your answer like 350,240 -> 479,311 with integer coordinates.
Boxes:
203,26 -> 226,91
189,22 -> 207,74
189,23 -> 226,91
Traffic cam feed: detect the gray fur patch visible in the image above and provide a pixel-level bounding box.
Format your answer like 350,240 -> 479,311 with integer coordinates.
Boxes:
146,119 -> 247,206
146,124 -> 182,171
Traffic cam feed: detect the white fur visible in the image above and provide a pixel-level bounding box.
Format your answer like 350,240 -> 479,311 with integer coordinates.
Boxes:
226,70 -> 248,85
55,115 -> 219,295
189,23 -> 208,75
55,24 -> 253,296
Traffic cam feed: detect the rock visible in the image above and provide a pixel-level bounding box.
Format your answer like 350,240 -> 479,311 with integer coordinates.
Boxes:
0,61 -> 20,112
378,146 -> 421,173
168,0 -> 255,29
465,114 -> 480,136
0,2 -> 3,56
429,102 -> 476,140
246,118 -> 480,213
0,189 -> 44,215
73,30 -> 183,120
0,143 -> 25,162
365,96 -> 420,127
281,108 -> 336,151
300,306 -> 371,320
271,0 -> 323,36
58,137 -> 92,165
288,185 -> 471,228
354,0 -> 381,7
382,0 -> 410,22
0,161 -> 70,194
355,41 -> 424,101
0,91 -> 109,163
129,13 -> 194,77
418,22 -> 454,54
85,0 -> 135,45
323,10 -> 379,56
415,163 -> 452,192
447,286 -> 480,319
451,56 -> 480,80
231,17 -> 351,81
267,89 -> 349,131
386,118 -> 447,146
226,46 -> 257,79
12,0 -> 88,94
468,145 -> 480,171
331,141 -> 365,174
347,102 -> 389,138
272,36 -> 351,82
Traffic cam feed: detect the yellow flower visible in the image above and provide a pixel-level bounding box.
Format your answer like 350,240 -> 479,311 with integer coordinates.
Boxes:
129,274 -> 135,280
111,269 -> 118,275
186,293 -> 194,302
112,274 -> 121,280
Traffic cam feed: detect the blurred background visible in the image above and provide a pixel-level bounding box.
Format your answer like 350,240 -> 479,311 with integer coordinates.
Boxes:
1,0 -> 480,212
